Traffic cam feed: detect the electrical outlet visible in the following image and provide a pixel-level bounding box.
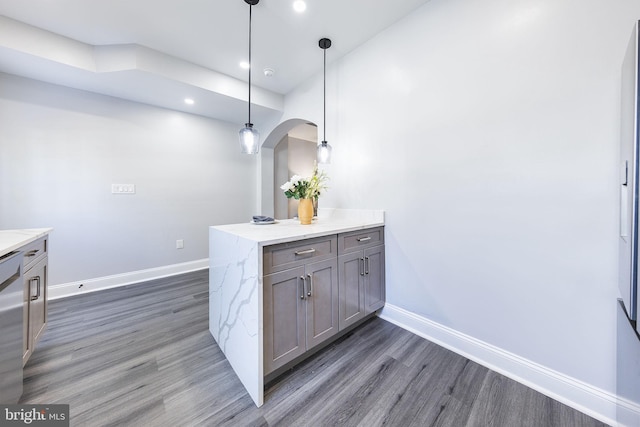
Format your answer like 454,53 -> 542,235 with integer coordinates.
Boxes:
176,239 -> 184,249
111,184 -> 136,194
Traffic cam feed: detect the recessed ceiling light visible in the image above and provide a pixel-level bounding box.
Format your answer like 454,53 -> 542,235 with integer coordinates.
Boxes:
184,98 -> 194,105
293,0 -> 306,13
263,67 -> 275,77
239,61 -> 250,69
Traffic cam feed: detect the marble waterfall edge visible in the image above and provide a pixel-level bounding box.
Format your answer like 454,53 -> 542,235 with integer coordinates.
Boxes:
209,229 -> 263,405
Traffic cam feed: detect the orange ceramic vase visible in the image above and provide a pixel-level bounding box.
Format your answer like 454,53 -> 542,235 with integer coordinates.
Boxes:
298,198 -> 313,225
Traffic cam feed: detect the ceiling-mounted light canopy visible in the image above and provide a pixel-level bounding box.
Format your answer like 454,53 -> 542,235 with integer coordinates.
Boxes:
317,37 -> 332,164
239,0 -> 260,154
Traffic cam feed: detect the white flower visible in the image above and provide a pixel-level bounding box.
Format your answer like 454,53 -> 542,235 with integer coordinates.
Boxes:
280,181 -> 293,191
281,171 -> 328,200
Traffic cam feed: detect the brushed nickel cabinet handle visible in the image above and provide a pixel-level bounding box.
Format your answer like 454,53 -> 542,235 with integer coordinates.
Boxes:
25,249 -> 39,257
357,236 -> 371,242
300,276 -> 305,299
30,276 -> 40,301
360,258 -> 365,276
307,273 -> 313,297
295,248 -> 316,256
365,257 -> 370,275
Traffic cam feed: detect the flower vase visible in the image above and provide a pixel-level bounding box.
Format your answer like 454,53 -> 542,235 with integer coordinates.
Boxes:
298,198 -> 313,225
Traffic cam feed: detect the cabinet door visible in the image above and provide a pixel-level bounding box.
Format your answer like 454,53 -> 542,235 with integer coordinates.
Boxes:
364,245 -> 385,314
338,251 -> 365,330
305,258 -> 339,350
22,274 -> 31,366
264,266 -> 306,374
23,257 -> 47,367
29,257 -> 47,347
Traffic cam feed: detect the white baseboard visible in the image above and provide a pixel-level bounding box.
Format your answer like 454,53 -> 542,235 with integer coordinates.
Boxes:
379,303 -> 637,427
48,259 -> 209,300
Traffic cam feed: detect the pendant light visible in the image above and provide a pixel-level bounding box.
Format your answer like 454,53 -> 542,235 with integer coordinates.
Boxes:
239,0 -> 260,154
317,38 -> 332,164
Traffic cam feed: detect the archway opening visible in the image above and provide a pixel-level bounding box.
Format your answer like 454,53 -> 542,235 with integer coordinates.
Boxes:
274,123 -> 317,218
259,118 -> 318,219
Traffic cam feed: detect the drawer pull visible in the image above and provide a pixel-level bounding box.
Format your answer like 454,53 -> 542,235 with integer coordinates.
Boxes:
25,249 -> 39,257
357,237 -> 372,242
294,248 -> 316,256
30,276 -> 41,301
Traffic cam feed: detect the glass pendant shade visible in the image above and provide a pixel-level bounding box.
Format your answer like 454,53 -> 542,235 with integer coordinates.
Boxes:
317,141 -> 332,164
239,123 -> 260,154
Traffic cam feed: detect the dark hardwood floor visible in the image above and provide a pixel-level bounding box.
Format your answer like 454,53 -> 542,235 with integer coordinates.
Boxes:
20,270 -> 608,426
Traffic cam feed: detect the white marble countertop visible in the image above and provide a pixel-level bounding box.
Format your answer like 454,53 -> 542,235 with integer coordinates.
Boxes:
0,228 -> 53,258
211,208 -> 384,246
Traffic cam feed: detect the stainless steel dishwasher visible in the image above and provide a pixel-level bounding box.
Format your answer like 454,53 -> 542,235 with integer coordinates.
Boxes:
0,250 -> 23,404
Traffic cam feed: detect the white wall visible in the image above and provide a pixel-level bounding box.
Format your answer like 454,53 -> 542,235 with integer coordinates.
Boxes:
0,73 -> 256,286
273,123 -> 319,220
280,0 -> 640,422
274,135 -> 289,219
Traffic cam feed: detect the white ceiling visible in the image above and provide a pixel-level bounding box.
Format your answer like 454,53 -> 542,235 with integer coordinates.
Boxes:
0,0 -> 430,123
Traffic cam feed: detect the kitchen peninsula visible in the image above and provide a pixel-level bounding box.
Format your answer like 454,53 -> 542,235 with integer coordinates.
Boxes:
209,209 -> 385,406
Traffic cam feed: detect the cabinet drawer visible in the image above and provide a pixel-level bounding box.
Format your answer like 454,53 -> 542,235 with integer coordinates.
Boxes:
22,237 -> 47,271
263,235 -> 337,275
338,227 -> 384,254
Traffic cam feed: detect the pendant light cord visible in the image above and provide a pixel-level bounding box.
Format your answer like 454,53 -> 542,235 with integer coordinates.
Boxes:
323,45 -> 326,142
248,3 -> 252,125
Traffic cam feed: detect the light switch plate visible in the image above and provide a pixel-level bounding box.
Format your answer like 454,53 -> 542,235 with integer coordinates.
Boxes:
111,184 -> 136,194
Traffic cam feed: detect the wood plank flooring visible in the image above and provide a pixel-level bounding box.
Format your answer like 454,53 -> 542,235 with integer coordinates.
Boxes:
20,270 -> 608,426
